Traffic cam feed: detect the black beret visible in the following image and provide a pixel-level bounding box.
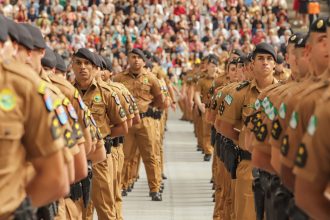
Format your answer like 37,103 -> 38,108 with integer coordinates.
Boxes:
74,48 -> 96,65
208,54 -> 219,65
288,32 -> 303,44
295,34 -> 308,48
143,50 -> 153,60
221,43 -> 229,51
102,56 -> 112,71
129,48 -> 146,61
93,53 -> 103,68
55,53 -> 66,72
16,23 -> 34,50
152,55 -> 161,64
253,42 -> 276,61
0,15 -> 8,42
276,54 -> 284,64
22,23 -> 46,49
228,59 -> 238,65
231,49 -> 244,57
41,47 -> 57,69
237,55 -> 246,64
145,60 -> 153,69
201,55 -> 210,61
309,17 -> 327,33
244,53 -> 253,63
5,18 -> 19,42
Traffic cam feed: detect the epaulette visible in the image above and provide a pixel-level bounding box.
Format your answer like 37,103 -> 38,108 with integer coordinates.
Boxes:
49,74 -> 75,90
2,59 -> 41,85
236,80 -> 250,91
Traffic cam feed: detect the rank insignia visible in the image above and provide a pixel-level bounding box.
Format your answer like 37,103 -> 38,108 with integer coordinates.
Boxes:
55,105 -> 68,125
267,106 -> 277,121
67,104 -> 78,120
280,135 -> 289,156
38,81 -> 47,95
129,105 -> 134,114
236,81 -> 250,91
133,102 -> 138,111
289,111 -> 298,129
124,94 -> 130,103
219,101 -> 225,115
279,103 -> 286,119
96,128 -> 103,139
50,116 -> 62,139
112,92 -> 120,105
262,97 -> 270,109
307,115 -> 317,136
119,107 -> 126,118
295,143 -> 307,168
317,19 -> 324,29
43,90 -> 53,112
252,119 -> 262,134
83,111 -> 90,127
256,124 -> 267,142
94,94 -> 102,103
90,115 -> 97,127
64,130 -> 76,148
224,94 -> 233,105
211,100 -> 217,110
0,88 -> 16,112
74,89 -> 79,98
130,94 -> 136,102
62,97 -> 70,106
271,119 -> 282,139
72,122 -> 83,139
216,91 -> 222,98
254,99 -> 261,110
77,95 -> 86,110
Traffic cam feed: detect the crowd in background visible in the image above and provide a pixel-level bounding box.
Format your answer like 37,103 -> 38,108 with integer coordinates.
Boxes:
0,0 -> 297,79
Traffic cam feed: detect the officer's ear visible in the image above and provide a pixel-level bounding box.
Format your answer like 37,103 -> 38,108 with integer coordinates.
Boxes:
41,48 -> 46,57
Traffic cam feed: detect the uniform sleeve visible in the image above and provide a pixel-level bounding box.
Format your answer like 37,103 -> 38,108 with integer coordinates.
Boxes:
219,89 -> 243,125
116,87 -> 135,120
23,89 -> 65,158
149,74 -> 163,98
293,105 -> 330,182
106,90 -> 127,125
195,80 -> 202,93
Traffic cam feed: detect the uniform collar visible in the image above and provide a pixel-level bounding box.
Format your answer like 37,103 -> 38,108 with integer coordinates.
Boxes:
74,77 -> 98,94
127,67 -> 148,78
40,68 -> 52,83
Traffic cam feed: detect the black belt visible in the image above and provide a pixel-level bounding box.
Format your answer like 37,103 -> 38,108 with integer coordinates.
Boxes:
112,137 -> 120,147
238,149 -> 251,161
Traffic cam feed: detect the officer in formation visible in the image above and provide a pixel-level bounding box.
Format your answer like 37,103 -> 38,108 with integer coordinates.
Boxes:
195,16 -> 329,220
0,16 -> 173,220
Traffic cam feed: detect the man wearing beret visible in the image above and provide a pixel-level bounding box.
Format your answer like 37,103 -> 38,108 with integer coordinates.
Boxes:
195,55 -> 219,162
218,42 -> 278,220
113,48 -> 166,201
0,16 -> 71,219
72,48 -> 128,219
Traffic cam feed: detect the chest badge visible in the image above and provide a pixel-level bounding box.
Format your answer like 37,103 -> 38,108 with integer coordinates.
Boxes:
143,77 -> 149,84
94,94 -> 102,103
0,88 -> 16,111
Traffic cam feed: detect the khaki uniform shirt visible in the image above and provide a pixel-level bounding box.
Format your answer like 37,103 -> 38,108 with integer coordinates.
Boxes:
113,68 -> 162,113
293,90 -> 330,183
274,68 -> 291,81
108,81 -> 135,120
0,59 -> 65,216
282,75 -> 330,168
195,76 -> 215,105
75,78 -> 127,138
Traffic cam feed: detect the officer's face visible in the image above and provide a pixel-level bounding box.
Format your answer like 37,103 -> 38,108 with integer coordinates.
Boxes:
307,33 -> 328,74
29,48 -> 45,72
72,57 -> 94,83
286,44 -> 297,73
0,39 -> 14,59
227,64 -> 238,82
101,69 -> 112,81
128,53 -> 144,70
295,48 -> 310,77
252,54 -> 275,77
207,63 -> 217,75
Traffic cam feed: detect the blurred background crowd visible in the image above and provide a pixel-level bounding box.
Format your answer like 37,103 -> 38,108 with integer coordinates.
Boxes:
0,0 -> 327,82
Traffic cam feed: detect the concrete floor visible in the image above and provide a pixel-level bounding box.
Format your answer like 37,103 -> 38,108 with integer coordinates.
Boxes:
95,110 -> 214,219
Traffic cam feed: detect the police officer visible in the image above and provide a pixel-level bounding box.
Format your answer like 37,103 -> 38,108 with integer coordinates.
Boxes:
0,15 -> 69,219
72,48 -> 128,219
219,43 -> 278,220
113,48 -> 166,201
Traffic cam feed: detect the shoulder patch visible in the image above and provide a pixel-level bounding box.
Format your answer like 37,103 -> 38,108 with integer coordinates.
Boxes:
271,119 -> 282,140
50,116 -> 62,140
219,101 -> 225,115
112,92 -> 121,105
43,89 -> 54,112
72,122 -> 83,139
236,81 -> 250,91
119,107 -> 126,118
0,88 -> 17,112
295,143 -> 307,168
64,129 -> 77,148
307,115 -> 317,136
280,135 -> 289,156
224,94 -> 233,105
256,124 -> 267,142
55,105 -> 69,125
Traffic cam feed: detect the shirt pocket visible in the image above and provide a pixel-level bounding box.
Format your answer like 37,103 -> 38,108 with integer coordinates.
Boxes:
0,122 -> 24,166
138,84 -> 152,101
90,102 -> 106,123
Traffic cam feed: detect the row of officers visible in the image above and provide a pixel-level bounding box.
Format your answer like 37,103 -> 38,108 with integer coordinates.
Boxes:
0,14 -> 177,220
179,17 -> 330,220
